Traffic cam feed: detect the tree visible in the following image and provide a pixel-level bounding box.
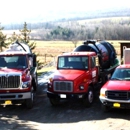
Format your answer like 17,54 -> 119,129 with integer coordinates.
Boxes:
19,22 -> 42,68
50,26 -> 74,40
19,22 -> 31,43
20,22 -> 37,51
8,32 -> 22,43
0,23 -> 8,52
72,40 -> 78,48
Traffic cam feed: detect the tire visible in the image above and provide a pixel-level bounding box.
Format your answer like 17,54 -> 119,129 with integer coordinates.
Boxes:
101,104 -> 111,112
83,87 -> 94,107
25,87 -> 34,109
49,98 -> 60,106
33,73 -> 38,92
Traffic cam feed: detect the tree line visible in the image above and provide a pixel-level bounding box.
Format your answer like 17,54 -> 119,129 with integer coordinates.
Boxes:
29,18 -> 130,41
2,17 -> 130,41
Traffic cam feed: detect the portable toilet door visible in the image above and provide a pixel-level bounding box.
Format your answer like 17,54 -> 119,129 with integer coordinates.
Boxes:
123,46 -> 130,64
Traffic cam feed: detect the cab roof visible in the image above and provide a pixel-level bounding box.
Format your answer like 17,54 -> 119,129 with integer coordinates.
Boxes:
117,64 -> 130,69
60,51 -> 96,56
0,51 -> 28,56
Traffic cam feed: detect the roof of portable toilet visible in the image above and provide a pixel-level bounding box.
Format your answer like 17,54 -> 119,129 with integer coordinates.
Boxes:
118,41 -> 130,59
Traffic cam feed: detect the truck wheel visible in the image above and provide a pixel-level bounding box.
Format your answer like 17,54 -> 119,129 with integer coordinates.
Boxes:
49,98 -> 60,106
101,104 -> 111,112
25,87 -> 34,109
34,72 -> 38,92
83,87 -> 94,107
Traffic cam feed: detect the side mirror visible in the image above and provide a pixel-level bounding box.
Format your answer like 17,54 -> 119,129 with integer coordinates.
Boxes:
33,54 -> 37,67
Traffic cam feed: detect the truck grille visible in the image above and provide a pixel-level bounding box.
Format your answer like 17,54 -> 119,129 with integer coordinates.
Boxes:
0,75 -> 21,89
53,81 -> 73,92
106,91 -> 130,100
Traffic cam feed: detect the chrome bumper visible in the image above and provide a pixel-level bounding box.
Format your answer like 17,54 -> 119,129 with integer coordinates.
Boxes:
99,96 -> 130,103
0,92 -> 31,100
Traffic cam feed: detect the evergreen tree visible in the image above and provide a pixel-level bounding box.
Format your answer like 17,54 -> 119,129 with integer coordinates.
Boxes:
19,22 -> 36,51
19,22 -> 31,43
8,32 -> 21,43
19,22 -> 42,68
0,23 -> 8,52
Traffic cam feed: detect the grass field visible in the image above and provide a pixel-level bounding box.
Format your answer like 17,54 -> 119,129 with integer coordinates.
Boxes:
34,40 -> 129,74
32,41 -> 83,64
33,40 -> 121,62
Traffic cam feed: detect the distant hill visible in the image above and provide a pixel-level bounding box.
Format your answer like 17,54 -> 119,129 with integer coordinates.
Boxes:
50,7 -> 130,22
3,6 -> 130,30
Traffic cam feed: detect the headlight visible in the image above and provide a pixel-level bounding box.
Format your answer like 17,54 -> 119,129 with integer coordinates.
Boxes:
49,77 -> 53,83
79,85 -> 84,90
48,83 -> 52,88
100,88 -> 107,97
22,81 -> 30,88
47,78 -> 53,89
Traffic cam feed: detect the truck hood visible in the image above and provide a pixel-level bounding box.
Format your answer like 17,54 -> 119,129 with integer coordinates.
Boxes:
0,68 -> 25,74
103,80 -> 130,91
53,70 -> 85,80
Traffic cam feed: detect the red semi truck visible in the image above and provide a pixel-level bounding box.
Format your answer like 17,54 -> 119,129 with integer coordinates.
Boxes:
47,40 -> 119,106
0,41 -> 38,109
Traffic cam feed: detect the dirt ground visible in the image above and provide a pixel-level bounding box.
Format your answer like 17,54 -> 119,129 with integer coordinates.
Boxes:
0,82 -> 130,130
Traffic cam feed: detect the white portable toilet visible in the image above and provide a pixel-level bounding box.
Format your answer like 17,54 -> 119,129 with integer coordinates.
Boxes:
123,46 -> 130,64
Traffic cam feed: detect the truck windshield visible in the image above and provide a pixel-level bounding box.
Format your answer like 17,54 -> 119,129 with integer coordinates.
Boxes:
58,56 -> 88,70
111,68 -> 130,80
0,55 -> 27,69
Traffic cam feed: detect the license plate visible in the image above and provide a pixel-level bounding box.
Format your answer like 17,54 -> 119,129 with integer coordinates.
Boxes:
113,103 -> 120,108
60,94 -> 66,98
5,100 -> 12,105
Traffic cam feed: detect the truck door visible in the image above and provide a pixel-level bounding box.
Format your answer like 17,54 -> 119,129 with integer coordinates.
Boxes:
90,56 -> 98,84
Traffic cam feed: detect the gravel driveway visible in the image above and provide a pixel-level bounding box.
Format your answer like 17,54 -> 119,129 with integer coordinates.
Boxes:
0,71 -> 130,130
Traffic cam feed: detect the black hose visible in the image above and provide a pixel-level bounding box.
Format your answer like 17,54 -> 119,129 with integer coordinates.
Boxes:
12,40 -> 27,52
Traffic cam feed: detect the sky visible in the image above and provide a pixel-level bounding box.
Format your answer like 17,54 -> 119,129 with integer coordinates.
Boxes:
0,0 -> 130,24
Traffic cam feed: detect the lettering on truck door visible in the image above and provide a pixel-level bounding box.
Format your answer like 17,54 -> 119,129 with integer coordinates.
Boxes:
90,56 -> 98,84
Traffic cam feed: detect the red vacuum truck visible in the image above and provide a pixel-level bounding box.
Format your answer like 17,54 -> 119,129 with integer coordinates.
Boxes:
0,41 -> 38,109
47,40 -> 119,107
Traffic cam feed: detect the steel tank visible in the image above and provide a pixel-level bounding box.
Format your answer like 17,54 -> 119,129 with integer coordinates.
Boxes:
74,40 -> 117,69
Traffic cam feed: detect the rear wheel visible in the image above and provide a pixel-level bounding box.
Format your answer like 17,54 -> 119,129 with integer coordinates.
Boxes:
83,87 -> 94,107
49,98 -> 60,106
33,73 -> 38,92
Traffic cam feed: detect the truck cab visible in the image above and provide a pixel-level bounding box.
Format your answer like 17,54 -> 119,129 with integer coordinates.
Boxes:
0,42 -> 37,109
47,51 -> 100,106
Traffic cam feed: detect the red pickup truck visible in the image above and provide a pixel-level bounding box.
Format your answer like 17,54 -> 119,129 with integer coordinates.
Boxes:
99,64 -> 130,111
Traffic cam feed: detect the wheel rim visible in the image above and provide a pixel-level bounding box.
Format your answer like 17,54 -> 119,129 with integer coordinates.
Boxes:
88,91 -> 93,103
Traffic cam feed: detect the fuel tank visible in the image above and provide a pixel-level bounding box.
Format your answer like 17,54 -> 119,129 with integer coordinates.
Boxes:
74,40 -> 117,69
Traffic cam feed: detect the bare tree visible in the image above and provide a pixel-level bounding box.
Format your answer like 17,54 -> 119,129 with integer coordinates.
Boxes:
72,40 -> 78,48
